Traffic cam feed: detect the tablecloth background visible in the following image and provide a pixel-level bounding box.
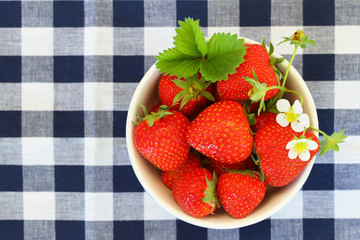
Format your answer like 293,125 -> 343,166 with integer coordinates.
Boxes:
0,0 -> 359,239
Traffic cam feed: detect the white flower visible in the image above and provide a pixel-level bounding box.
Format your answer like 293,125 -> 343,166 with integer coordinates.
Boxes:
276,99 -> 310,132
286,138 -> 318,161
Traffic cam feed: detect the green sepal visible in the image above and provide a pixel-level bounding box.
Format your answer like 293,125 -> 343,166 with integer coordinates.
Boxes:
319,129 -> 347,156
133,104 -> 174,127
202,172 -> 220,213
171,75 -> 215,110
278,31 -> 316,49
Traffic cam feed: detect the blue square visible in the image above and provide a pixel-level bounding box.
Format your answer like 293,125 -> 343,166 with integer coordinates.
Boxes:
0,111 -> 21,137
56,221 -> 85,240
113,111 -> 127,138
113,166 -> 143,192
0,221 -> 24,240
317,109 -> 334,134
0,166 -> 22,191
55,166 -> 84,192
176,1 -> 208,27
240,0 -> 271,26
176,220 -> 208,239
0,57 -> 21,83
303,54 -> 334,81
304,219 -> 334,240
113,56 -> 144,83
113,1 -> 144,27
240,219 -> 271,239
54,1 -> 84,27
303,0 -> 334,26
54,56 -> 84,83
54,111 -> 84,138
303,164 -> 334,190
0,2 -> 21,27
114,221 -> 143,240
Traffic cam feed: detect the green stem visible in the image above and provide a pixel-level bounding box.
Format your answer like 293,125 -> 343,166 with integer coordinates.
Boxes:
284,89 -> 304,104
309,125 -> 329,138
282,45 -> 299,88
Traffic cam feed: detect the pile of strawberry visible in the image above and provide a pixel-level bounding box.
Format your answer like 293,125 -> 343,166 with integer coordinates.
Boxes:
133,18 -> 346,219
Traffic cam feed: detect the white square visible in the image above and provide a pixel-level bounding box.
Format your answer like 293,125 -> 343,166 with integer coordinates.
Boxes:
271,191 -> 303,219
84,138 -> 113,166
22,83 -> 54,111
22,138 -> 54,165
23,192 -> 55,220
144,27 -> 176,56
335,26 -> 360,54
144,192 -> 176,220
22,28 -> 53,56
85,193 -> 113,221
270,26 -> 304,55
84,27 -> 113,55
335,81 -> 360,109
334,136 -> 360,164
84,82 -> 113,111
335,190 -> 360,218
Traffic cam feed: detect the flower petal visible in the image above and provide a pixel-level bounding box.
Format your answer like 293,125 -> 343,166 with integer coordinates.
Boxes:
298,113 -> 310,128
306,140 -> 318,150
291,121 -> 305,132
276,113 -> 289,127
276,99 -> 290,112
286,140 -> 297,149
292,100 -> 303,114
288,148 -> 298,159
299,150 -> 311,161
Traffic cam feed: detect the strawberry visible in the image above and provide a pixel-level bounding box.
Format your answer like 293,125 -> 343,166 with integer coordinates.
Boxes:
186,100 -> 253,163
158,74 -> 214,117
134,105 -> 190,171
172,168 -> 219,218
216,44 -> 279,101
161,151 -> 202,189
216,170 -> 266,218
203,156 -> 257,177
254,123 -> 320,187
251,111 -> 277,132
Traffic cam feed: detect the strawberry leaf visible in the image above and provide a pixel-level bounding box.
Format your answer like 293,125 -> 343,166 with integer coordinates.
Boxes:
155,48 -> 201,78
200,33 -> 247,82
174,18 -> 207,57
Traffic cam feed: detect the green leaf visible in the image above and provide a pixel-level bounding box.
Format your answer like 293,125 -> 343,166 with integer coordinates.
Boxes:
200,33 -> 247,82
174,18 -> 207,57
155,47 -> 201,78
319,129 -> 347,156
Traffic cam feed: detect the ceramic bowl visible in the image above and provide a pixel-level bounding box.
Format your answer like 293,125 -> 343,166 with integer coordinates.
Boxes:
126,38 -> 318,229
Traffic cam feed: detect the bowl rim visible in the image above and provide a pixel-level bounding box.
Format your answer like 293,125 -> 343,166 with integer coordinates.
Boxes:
126,37 -> 319,229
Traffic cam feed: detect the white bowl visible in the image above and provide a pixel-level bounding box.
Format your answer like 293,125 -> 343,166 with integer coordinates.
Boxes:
126,38 -> 319,229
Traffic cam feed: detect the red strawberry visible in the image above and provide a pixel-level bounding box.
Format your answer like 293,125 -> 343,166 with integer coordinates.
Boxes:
134,105 -> 190,171
216,170 -> 266,219
158,74 -> 215,117
186,100 -> 253,163
161,151 -> 202,189
216,44 -> 279,101
172,168 -> 219,218
203,156 -> 257,177
255,123 -> 320,187
251,112 -> 277,132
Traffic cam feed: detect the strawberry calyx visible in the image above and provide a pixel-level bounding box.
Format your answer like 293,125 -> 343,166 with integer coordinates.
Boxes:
134,104 -> 174,127
172,75 -> 215,110
202,172 -> 220,213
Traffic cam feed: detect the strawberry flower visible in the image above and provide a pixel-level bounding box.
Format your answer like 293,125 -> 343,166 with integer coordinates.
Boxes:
286,138 -> 318,161
276,99 -> 310,132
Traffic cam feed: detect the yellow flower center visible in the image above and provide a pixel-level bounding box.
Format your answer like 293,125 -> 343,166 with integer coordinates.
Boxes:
294,141 -> 307,154
286,108 -> 299,123
291,30 -> 305,41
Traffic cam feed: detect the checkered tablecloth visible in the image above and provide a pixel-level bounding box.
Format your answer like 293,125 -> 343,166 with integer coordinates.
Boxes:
0,0 -> 359,239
